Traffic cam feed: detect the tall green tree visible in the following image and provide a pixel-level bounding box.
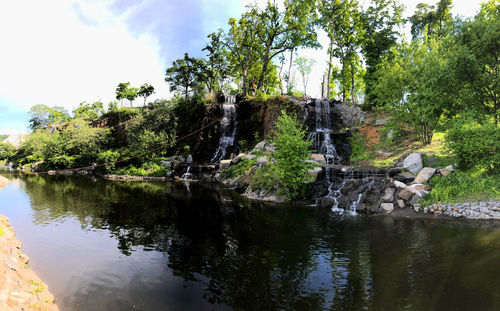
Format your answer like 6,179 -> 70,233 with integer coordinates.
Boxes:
165,53 -> 206,99
203,30 -> 231,93
138,83 -> 155,106
454,0 -> 499,123
28,105 -> 70,131
409,0 -> 452,39
361,0 -> 404,108
115,82 -> 130,107
73,101 -> 105,120
374,34 -> 459,144
318,0 -> 364,102
294,57 -> 316,95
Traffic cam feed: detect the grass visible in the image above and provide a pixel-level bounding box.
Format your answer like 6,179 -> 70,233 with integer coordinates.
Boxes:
220,158 -> 256,180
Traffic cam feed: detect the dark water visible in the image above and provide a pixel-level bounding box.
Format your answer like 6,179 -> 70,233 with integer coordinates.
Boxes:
1,175 -> 500,310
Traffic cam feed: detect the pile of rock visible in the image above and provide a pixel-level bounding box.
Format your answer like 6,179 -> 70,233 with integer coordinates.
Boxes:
416,200 -> 500,219
0,177 -> 59,311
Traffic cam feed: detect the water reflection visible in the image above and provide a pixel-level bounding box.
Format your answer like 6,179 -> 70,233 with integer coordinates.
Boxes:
2,174 -> 500,310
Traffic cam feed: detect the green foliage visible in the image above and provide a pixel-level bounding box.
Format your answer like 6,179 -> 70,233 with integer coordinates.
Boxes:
349,132 -> 372,163
423,172 -> 500,203
220,158 -> 256,180
409,0 -> 452,39
250,163 -> 281,192
28,105 -> 70,131
182,145 -> 191,157
138,83 -> 155,106
238,139 -> 248,152
0,135 -> 8,141
165,53 -> 207,99
96,150 -> 120,172
446,120 -> 499,172
294,57 -> 316,95
73,101 -> 104,120
0,142 -> 16,160
113,162 -> 170,177
271,110 -> 313,199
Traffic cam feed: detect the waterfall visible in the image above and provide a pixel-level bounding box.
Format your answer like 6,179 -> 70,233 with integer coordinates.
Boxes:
181,166 -> 193,180
328,169 -> 353,215
212,95 -> 237,163
310,100 -> 339,164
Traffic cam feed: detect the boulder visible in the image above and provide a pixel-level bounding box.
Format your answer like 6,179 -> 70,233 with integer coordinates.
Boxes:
243,154 -> 256,161
186,154 -> 193,164
397,200 -> 405,208
381,187 -> 395,202
414,167 -> 436,184
231,153 -> 246,165
439,165 -> 454,176
425,156 -> 440,167
403,153 -> 423,174
319,196 -> 334,208
387,129 -> 394,139
265,144 -> 276,153
220,160 -> 232,169
398,188 -> 414,201
308,167 -> 323,183
311,154 -> 326,165
253,141 -> 266,151
375,119 -> 388,125
409,184 -> 431,192
394,172 -> 416,183
380,203 -> 394,213
393,180 -> 407,188
256,156 -> 269,166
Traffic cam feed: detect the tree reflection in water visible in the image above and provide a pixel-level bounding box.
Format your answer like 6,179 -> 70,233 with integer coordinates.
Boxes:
17,174 -> 500,311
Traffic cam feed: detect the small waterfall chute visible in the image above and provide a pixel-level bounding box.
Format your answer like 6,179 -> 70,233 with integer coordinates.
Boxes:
212,95 -> 237,163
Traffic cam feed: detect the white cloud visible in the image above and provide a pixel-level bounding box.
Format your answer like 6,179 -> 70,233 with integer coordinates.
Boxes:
0,0 -> 169,113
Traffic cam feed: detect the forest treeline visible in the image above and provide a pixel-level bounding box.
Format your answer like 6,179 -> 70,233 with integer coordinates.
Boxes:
0,0 -> 498,176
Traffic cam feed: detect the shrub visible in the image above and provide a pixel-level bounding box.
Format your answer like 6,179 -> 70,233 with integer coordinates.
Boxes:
271,110 -> 313,199
250,164 -> 281,192
446,121 -> 499,172
220,158 -> 256,180
424,172 -> 500,203
349,132 -> 372,163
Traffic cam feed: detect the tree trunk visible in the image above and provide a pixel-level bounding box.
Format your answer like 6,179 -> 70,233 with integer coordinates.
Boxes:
185,85 -> 188,100
242,69 -> 248,96
287,50 -> 294,94
327,38 -> 334,99
257,56 -> 270,91
350,61 -> 355,104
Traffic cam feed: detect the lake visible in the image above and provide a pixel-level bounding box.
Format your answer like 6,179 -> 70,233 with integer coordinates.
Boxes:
1,174 -> 500,310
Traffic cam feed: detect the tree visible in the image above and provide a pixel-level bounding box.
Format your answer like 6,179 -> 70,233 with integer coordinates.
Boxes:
73,101 -> 105,120
294,57 -> 316,95
115,82 -> 130,107
203,31 -> 231,93
374,34 -> 458,144
271,110 -> 313,199
251,0 -> 318,91
28,105 -> 70,131
454,0 -> 499,123
318,0 -> 364,102
361,0 -> 404,108
125,87 -> 138,107
165,53 -> 206,99
222,13 -> 260,96
138,83 -> 155,106
409,0 -> 452,39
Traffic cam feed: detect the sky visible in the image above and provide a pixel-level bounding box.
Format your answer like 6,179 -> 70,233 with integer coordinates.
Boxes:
0,0 -> 484,135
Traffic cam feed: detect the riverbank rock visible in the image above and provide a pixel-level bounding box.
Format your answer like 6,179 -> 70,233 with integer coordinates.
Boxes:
311,154 -> 326,165
403,153 -> 423,174
439,165 -> 455,176
308,167 -> 323,183
219,160 -> 232,169
414,167 -> 436,184
256,157 -> 269,166
380,203 -> 394,213
0,216 -> 59,311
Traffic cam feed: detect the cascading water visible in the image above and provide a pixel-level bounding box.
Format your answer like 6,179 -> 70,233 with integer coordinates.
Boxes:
211,95 -> 237,163
310,100 -> 339,165
181,166 -> 193,180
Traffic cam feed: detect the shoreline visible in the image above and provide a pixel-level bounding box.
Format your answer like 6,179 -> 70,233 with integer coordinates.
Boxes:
0,176 -> 59,311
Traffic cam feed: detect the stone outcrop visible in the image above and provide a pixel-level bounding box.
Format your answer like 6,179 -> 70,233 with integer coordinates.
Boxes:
402,153 -> 423,174
415,200 -> 500,219
0,178 -> 59,311
414,167 -> 436,184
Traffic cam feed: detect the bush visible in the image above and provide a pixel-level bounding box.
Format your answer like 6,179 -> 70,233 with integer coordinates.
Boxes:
446,121 -> 499,172
220,158 -> 256,180
424,172 -> 500,203
250,164 -> 281,192
349,132 -> 372,163
271,110 -> 313,199
113,162 -> 170,177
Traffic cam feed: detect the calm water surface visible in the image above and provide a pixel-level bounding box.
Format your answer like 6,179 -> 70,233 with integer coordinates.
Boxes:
1,174 -> 500,310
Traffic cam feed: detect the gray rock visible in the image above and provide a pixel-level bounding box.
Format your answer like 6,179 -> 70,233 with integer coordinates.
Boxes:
308,167 -> 323,183
375,119 -> 388,125
253,141 -> 266,150
231,153 -> 246,165
394,180 -> 407,188
403,153 -> 423,174
425,156 -> 440,167
414,167 -> 436,184
160,160 -> 172,168
409,194 -> 421,206
439,165 -> 454,176
394,172 -> 416,183
320,196 -> 334,208
265,144 -> 276,153
243,154 -> 256,161
256,156 -> 269,166
387,129 -> 394,139
409,184 -> 431,192
220,159 -> 232,169
381,187 -> 395,202
397,199 -> 405,208
380,203 -> 394,213
398,188 -> 414,201
311,154 -> 326,165
186,154 -> 193,164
